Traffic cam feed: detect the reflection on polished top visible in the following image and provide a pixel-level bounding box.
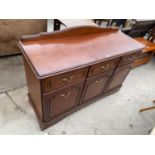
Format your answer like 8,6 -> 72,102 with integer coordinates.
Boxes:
18,26 -> 145,78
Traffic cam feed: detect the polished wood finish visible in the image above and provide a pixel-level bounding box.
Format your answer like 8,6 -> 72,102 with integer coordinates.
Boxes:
18,26 -> 145,130
43,68 -> 88,93
88,58 -> 119,77
81,71 -> 113,104
119,52 -> 140,66
106,64 -> 132,91
43,82 -> 84,121
133,37 -> 155,67
19,26 -> 144,77
23,58 -> 43,121
135,37 -> 155,52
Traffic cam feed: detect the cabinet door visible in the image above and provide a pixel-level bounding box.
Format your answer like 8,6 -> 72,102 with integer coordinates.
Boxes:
43,82 -> 83,121
81,71 -> 113,104
106,64 -> 132,91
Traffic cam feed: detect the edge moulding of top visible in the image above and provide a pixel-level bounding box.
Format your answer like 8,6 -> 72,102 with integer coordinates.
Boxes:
20,26 -> 119,42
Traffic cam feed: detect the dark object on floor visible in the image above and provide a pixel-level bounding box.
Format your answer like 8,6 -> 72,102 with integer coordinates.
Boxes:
0,19 -> 47,56
129,124 -> 134,128
18,26 -> 144,130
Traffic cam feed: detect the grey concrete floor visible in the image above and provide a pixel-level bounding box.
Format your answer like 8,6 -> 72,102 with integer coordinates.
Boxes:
0,55 -> 26,93
0,55 -> 155,135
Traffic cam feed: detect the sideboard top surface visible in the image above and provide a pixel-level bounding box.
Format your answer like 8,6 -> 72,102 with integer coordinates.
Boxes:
18,26 -> 145,78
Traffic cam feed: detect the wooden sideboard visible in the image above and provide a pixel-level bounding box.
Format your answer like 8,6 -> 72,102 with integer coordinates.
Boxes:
18,26 -> 145,130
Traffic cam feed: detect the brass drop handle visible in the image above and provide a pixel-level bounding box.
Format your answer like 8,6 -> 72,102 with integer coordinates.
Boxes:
101,64 -> 109,70
62,75 -> 74,83
95,80 -> 100,83
128,57 -> 133,61
95,79 -> 101,83
60,91 -> 71,98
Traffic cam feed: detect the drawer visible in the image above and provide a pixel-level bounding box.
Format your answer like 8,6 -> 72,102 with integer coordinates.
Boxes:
88,58 -> 119,77
43,68 -> 88,92
43,82 -> 83,121
118,52 -> 140,66
138,52 -> 153,59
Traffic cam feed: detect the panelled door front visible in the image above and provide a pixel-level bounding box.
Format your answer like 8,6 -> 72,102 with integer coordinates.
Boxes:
80,71 -> 113,104
43,82 -> 83,121
106,64 -> 132,91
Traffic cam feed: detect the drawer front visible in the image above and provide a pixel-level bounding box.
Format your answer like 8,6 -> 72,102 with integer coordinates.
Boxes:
43,68 -> 88,92
81,71 -> 113,104
118,52 -> 140,66
43,82 -> 83,121
138,52 -> 153,59
88,58 -> 119,77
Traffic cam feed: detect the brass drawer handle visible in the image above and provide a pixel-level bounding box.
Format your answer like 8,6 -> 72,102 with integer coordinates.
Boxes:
60,91 -> 71,98
127,57 -> 133,61
95,79 -> 101,83
101,64 -> 109,70
62,75 -> 74,83
95,80 -> 100,83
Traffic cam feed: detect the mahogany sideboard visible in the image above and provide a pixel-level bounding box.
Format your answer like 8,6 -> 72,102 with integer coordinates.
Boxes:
18,26 -> 145,130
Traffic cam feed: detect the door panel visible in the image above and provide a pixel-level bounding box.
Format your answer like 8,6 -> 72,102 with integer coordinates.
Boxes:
81,71 -> 113,104
43,82 -> 83,121
106,64 -> 132,91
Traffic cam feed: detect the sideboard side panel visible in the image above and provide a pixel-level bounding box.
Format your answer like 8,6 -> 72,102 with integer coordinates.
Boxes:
23,57 -> 43,121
